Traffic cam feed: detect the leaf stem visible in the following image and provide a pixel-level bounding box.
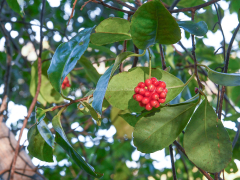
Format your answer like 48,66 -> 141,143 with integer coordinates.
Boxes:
148,48 -> 151,78
169,73 -> 195,89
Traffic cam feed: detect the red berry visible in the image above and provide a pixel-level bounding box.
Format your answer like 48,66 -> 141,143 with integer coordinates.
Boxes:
145,79 -> 152,86
159,81 -> 166,88
158,98 -> 166,103
153,80 -> 160,86
138,82 -> 146,88
139,88 -> 146,95
194,87 -> 198,94
133,94 -> 137,99
151,77 -> 158,82
150,100 -> 159,108
159,92 -> 167,98
144,91 -> 151,97
142,97 -> 150,104
163,88 -> 168,93
145,103 -> 153,111
151,93 -> 159,100
62,84 -> 66,89
155,103 -> 160,108
148,84 -> 156,92
63,77 -> 69,84
156,86 -> 163,94
139,102 -> 145,107
135,94 -> 143,102
66,83 -> 71,87
134,87 -> 140,93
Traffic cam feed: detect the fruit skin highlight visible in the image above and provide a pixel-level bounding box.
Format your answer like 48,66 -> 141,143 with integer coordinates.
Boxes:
133,78 -> 168,111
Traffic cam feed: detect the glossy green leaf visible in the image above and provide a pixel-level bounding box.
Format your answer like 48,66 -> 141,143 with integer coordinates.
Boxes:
133,99 -> 198,153
52,108 -> 103,178
177,0 -> 205,8
27,124 -> 54,162
202,65 -> 240,86
6,0 -> 24,17
130,0 -> 181,49
92,65 -> 113,115
78,56 -> 100,85
35,107 -> 55,148
120,111 -> 151,127
238,9 -> 240,22
111,107 -> 133,139
47,27 -> 94,99
80,101 -> 100,121
184,99 -> 232,173
105,67 -> 185,111
90,17 -> 131,46
92,51 -> 145,114
36,107 -> 47,123
177,21 -> 208,36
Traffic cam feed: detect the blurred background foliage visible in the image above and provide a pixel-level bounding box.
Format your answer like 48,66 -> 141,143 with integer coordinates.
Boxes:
1,0 -> 240,179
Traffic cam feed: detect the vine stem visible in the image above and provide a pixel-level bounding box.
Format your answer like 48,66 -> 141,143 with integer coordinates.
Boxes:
148,48 -> 151,78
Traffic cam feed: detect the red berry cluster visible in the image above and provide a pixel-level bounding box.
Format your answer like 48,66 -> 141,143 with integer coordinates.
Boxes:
62,77 -> 71,90
133,77 -> 168,111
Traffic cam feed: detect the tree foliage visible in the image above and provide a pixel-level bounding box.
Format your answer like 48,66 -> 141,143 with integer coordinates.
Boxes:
1,0 -> 240,179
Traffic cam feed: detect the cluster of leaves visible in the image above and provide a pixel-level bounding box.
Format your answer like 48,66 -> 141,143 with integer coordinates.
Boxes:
2,0 -> 240,179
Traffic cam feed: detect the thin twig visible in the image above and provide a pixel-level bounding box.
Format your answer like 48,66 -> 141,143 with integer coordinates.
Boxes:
173,141 -> 213,180
169,144 -> 177,180
115,0 -> 137,11
67,0 -> 78,25
96,0 -> 134,14
191,11 -> 202,89
9,1 -> 46,179
213,3 -> 226,60
232,123 -> 240,148
132,45 -> 139,68
0,24 -> 12,124
169,0 -> 181,10
159,44 -> 166,70
170,0 -> 220,13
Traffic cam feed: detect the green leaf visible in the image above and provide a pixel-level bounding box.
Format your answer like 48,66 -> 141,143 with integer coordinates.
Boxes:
27,124 -> 54,162
133,99 -> 198,153
6,0 -> 24,17
78,56 -> 100,85
183,99 -> 232,173
111,107 -> 134,139
177,0 -> 205,8
80,101 -> 100,121
130,0 -> 181,49
47,27 -> 94,100
89,43 -> 117,58
90,17 -> 131,46
105,67 -> 185,111
52,108 -> 103,178
92,51 -> 145,114
202,65 -> 240,86
37,119 -> 55,148
120,111 -> 151,127
238,9 -> 240,22
92,65 -> 113,115
35,107 -> 55,148
177,21 -> 208,36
